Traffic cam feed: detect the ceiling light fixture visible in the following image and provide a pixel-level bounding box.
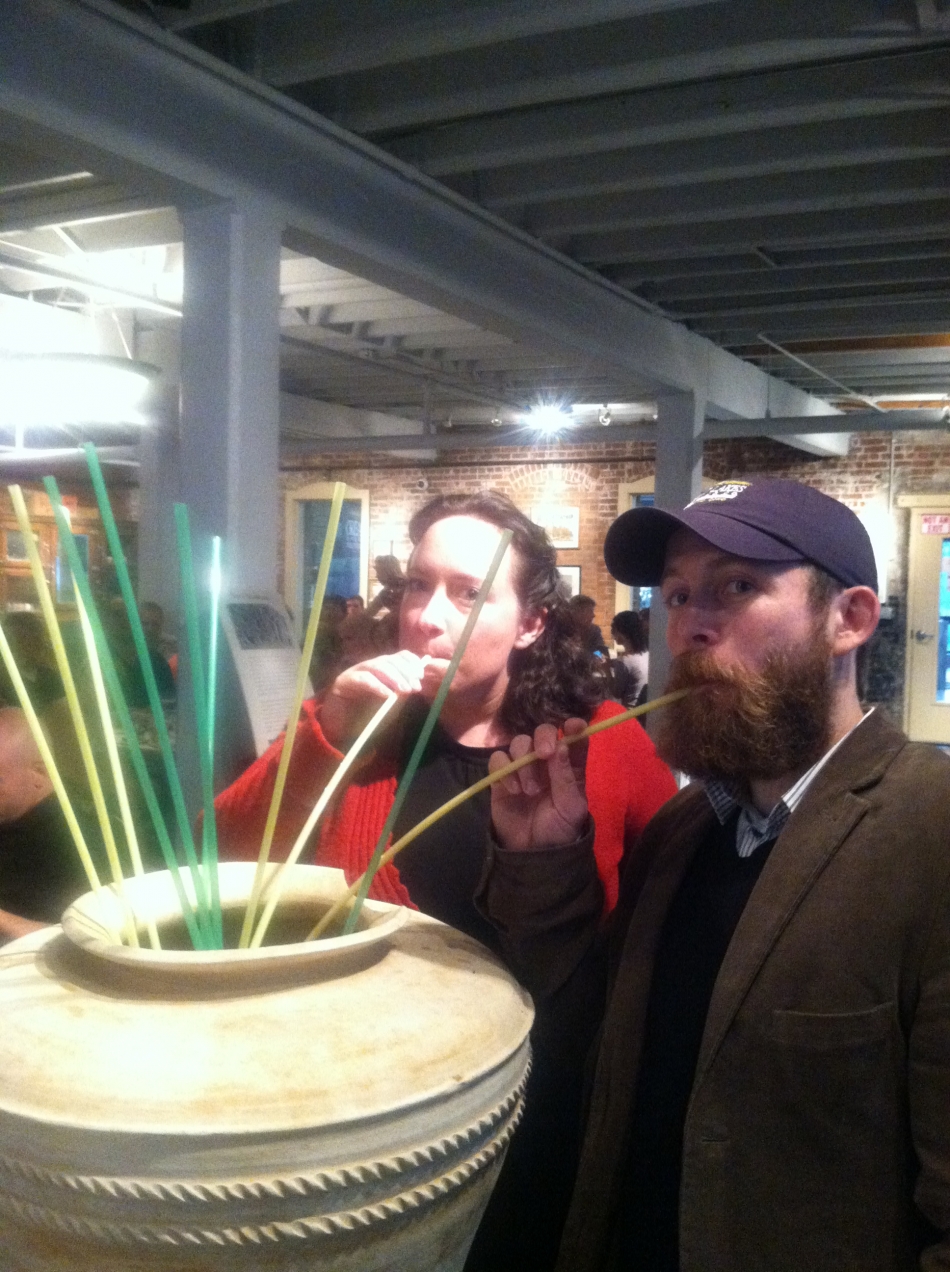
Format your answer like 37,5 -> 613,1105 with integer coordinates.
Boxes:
526,403 -> 572,434
0,354 -> 155,437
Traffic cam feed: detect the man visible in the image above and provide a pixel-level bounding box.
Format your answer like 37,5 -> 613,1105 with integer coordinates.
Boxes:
0,708 -> 93,942
482,479 -> 950,1271
570,594 -> 608,656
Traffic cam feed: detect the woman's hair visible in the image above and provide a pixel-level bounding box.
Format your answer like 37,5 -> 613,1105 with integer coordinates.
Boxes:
407,491 -> 604,733
611,609 -> 648,654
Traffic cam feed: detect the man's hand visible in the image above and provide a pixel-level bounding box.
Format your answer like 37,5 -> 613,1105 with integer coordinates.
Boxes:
489,718 -> 589,853
0,908 -> 46,945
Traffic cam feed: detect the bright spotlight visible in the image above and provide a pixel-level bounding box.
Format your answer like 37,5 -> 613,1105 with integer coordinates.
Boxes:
526,403 -> 572,434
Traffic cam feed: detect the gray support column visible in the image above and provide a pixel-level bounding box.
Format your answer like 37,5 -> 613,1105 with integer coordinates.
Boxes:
177,199 -> 283,802
648,390 -> 705,713
179,199 -> 282,590
136,324 -> 181,624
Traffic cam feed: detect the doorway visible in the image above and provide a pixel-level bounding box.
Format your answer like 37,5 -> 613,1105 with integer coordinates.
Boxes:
902,496 -> 950,744
283,482 -> 369,640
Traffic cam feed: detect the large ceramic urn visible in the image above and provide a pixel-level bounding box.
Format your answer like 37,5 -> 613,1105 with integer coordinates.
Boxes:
0,864 -> 533,1271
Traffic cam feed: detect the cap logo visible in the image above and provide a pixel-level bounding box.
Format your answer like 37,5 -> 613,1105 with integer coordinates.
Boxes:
687,481 -> 751,507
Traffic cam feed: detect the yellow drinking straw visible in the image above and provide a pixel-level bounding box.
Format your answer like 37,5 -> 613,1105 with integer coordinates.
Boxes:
0,622 -> 108,918
249,691 -> 401,949
74,589 -> 161,950
307,689 -> 689,941
239,481 -> 347,947
7,485 -> 137,945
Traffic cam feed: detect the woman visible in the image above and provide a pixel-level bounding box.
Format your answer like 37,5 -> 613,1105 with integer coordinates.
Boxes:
611,607 -> 650,705
215,492 -> 676,1270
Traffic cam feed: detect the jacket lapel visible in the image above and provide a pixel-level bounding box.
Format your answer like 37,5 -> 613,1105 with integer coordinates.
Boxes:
692,710 -> 908,1087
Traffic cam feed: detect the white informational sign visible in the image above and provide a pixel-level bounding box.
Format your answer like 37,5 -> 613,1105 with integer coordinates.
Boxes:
220,595 -> 312,757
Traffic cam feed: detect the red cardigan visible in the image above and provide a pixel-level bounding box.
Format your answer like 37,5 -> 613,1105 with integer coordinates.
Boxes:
215,699 -> 677,913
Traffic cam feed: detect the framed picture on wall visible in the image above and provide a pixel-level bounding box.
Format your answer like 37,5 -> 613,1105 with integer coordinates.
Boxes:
531,504 -> 580,549
557,565 -> 581,598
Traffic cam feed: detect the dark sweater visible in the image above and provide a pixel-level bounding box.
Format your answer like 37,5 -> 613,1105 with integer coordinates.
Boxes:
610,812 -> 776,1271
0,794 -> 96,924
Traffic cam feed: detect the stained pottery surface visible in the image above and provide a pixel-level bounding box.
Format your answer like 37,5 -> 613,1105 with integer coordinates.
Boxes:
0,864 -> 533,1271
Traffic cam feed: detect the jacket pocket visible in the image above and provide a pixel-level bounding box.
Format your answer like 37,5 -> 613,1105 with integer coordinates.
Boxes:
771,1000 -> 896,1048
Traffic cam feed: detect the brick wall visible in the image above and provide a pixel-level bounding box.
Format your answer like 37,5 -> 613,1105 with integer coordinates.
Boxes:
281,429 -> 950,720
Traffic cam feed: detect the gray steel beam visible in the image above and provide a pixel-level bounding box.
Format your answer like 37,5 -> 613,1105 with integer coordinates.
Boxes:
574,201 -> 950,263
281,407 -> 948,456
676,287 -> 950,321
281,424 -> 656,455
386,47 -> 950,176
262,0 -> 722,85
0,0 -> 835,424
704,408 -> 948,437
643,256 -> 950,302
296,0 -> 924,135
476,111 -> 950,210
533,158 -> 950,238
611,238 -> 950,285
169,0 -> 299,29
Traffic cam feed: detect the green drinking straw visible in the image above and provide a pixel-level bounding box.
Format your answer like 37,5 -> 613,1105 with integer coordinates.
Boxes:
342,528 -> 513,935
174,504 -> 223,947
207,537 -> 222,775
82,446 -> 212,934
79,447 -> 214,944
46,479 -> 207,950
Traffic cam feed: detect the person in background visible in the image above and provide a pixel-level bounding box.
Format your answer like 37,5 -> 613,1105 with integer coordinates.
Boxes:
104,599 -> 175,707
569,594 -> 608,656
309,594 -> 348,693
610,609 -> 649,704
368,554 -> 406,618
0,611 -> 63,712
0,708 -> 101,943
481,479 -> 950,1272
215,491 -> 677,1272
345,594 -> 365,617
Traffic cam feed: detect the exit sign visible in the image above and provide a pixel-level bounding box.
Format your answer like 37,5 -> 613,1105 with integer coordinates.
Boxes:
922,514 -> 950,535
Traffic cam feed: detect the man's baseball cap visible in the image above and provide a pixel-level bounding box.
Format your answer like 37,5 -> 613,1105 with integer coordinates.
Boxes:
604,479 -> 877,592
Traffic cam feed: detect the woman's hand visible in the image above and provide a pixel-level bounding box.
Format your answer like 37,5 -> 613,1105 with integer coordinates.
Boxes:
488,718 -> 589,853
320,651 -> 448,747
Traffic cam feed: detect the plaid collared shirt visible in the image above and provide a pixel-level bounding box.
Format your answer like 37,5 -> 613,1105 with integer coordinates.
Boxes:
705,711 -> 873,858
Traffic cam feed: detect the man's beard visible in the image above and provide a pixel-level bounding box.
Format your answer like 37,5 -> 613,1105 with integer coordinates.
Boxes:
654,629 -> 834,792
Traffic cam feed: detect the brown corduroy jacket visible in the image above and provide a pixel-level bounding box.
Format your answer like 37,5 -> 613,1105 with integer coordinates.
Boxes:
482,710 -> 950,1271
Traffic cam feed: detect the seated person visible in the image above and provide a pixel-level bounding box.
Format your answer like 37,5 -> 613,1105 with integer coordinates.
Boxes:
0,708 -> 99,943
104,598 -> 175,707
568,593 -> 608,656
215,491 -> 677,1272
0,611 -> 63,711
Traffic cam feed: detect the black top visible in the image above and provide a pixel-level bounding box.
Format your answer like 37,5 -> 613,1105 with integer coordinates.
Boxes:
391,703 -> 498,953
0,793 -> 100,924
610,812 -> 777,1271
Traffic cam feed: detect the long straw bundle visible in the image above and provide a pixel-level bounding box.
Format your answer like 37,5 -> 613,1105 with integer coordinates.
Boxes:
46,477 -> 206,949
82,446 -> 214,944
308,689 -> 688,941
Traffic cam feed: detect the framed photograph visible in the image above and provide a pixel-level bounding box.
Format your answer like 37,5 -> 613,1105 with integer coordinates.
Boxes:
557,565 -> 581,598
531,503 -> 580,550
